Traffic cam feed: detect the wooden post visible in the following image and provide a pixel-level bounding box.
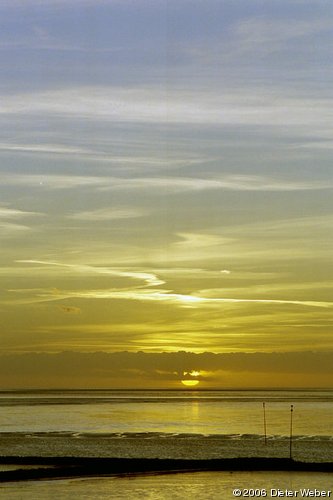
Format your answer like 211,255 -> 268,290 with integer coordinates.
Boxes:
263,402 -> 267,445
289,404 -> 294,459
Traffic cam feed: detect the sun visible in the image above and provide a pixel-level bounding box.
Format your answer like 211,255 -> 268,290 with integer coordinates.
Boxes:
181,379 -> 200,387
181,370 -> 201,387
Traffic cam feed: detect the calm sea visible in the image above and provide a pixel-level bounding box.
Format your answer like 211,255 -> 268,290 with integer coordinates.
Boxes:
0,390 -> 332,498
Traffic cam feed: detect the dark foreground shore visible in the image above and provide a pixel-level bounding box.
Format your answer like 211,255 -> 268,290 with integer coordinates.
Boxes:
0,457 -> 333,483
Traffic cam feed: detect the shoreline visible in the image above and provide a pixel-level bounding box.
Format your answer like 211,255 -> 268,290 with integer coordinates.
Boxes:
0,457 -> 333,483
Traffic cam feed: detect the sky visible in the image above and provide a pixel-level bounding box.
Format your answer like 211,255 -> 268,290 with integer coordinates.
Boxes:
0,0 -> 332,388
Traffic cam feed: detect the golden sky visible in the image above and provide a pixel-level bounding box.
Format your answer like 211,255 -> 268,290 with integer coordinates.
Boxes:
0,0 -> 332,388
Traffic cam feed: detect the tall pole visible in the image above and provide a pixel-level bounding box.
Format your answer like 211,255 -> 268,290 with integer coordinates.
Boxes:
263,402 -> 267,445
289,404 -> 294,459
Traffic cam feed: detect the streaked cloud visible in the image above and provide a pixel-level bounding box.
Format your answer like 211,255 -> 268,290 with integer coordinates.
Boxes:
15,260 -> 165,287
1,86 -> 332,133
2,173 -> 331,193
0,143 -> 90,155
7,257 -> 332,309
0,142 -> 205,169
0,205 -> 41,239
234,17 -> 331,49
0,205 -> 42,218
68,207 -> 147,221
1,174 -> 105,190
0,222 -> 31,236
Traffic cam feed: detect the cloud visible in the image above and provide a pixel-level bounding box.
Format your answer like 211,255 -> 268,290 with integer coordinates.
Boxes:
68,207 -> 147,221
73,290 -> 332,309
228,214 -> 333,237
200,297 -> 332,309
7,255 -> 332,311
15,260 -> 165,287
8,277 -> 332,311
198,282 -> 333,304
0,205 -> 42,218
0,222 -> 30,236
0,351 -> 332,389
2,173 -> 332,193
1,86 -> 332,134
150,214 -> 332,266
1,174 -> 106,190
0,143 -> 91,155
174,7 -> 332,67
0,203 -> 40,237
292,141 -> 333,151
234,17 -> 331,48
0,142 -> 204,170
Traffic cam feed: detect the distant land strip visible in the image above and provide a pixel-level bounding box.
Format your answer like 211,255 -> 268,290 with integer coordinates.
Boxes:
0,457 -> 333,482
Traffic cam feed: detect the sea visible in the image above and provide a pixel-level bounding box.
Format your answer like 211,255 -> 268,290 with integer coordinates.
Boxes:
0,389 -> 332,499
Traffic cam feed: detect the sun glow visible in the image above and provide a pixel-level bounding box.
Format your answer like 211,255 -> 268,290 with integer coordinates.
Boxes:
181,370 -> 201,387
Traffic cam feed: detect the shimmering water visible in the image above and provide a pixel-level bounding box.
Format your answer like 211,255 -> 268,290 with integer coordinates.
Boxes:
0,390 -> 332,498
1,389 -> 333,436
1,389 -> 333,459
1,471 -> 333,500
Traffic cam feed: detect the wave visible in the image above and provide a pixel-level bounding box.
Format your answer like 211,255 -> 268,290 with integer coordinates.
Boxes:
1,431 -> 332,442
1,431 -> 333,463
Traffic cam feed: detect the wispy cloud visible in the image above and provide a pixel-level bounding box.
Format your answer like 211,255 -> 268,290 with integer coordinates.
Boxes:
0,205 -> 42,218
1,174 -> 105,190
1,86 -> 332,133
99,175 -> 333,193
160,215 -> 333,265
8,260 -> 332,310
199,281 -> 333,298
0,142 -> 92,155
173,233 -> 233,249
68,207 -> 147,221
0,222 -> 30,236
0,205 -> 42,237
7,285 -> 332,310
234,17 -> 331,49
2,173 -> 332,193
0,142 -> 204,169
292,141 -> 333,151
15,260 -> 165,287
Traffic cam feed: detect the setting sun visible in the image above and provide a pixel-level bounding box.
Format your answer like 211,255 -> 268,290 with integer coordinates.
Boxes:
181,379 -> 200,387
181,370 -> 201,387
